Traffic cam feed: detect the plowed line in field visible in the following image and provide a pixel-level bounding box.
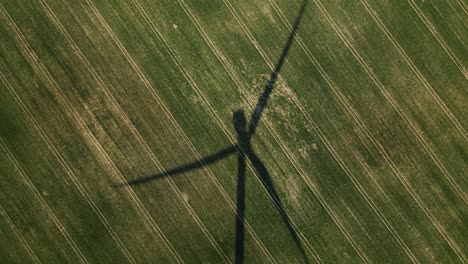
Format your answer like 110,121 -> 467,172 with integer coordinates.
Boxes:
0,8 -> 183,263
228,3 -> 418,260
440,2 -> 467,34
225,1 -> 420,262
176,0 -> 371,262
363,0 -> 467,140
222,1 -> 374,262
243,0 -> 459,262
308,1 -> 466,261
315,0 -> 467,210
1,70 -> 138,264
0,139 -> 88,264
355,159 -> 417,235
320,103 -> 424,256
79,0 -> 231,262
29,2 -> 169,264
1,70 -> 179,264
278,0 -> 463,206
454,0 -> 468,16
340,199 -> 372,241
407,0 -> 467,79
317,0 -> 467,207
360,0 -> 468,204
123,1 -> 276,262
39,0 -> 226,261
83,1 -> 234,262
307,0 -> 466,260
174,0 -> 329,262
125,0 -> 276,262
0,202 -> 42,264
172,2 -> 324,262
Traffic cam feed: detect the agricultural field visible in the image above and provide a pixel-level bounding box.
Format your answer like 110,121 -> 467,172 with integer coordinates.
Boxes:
0,0 -> 466,263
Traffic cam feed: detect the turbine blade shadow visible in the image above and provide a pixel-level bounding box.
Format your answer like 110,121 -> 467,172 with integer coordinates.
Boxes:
247,149 -> 310,264
116,145 -> 237,187
247,0 -> 308,138
234,150 -> 247,264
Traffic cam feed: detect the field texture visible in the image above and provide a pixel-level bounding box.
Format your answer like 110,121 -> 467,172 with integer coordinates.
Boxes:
0,0 -> 467,263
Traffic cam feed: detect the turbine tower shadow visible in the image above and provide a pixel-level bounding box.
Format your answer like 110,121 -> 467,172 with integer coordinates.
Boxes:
117,1 -> 308,263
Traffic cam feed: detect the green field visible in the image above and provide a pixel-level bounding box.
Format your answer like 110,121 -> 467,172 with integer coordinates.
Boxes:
0,0 -> 467,263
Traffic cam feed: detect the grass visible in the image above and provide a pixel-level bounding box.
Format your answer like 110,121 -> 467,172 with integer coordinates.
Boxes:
0,0 -> 466,263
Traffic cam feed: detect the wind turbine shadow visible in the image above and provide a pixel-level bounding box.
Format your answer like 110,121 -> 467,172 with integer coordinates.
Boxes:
116,1 -> 308,263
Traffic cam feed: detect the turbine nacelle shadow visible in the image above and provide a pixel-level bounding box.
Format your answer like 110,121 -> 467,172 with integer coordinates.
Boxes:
233,110 -> 247,136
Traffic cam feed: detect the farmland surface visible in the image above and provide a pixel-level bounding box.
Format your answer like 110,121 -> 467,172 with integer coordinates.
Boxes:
0,0 -> 467,263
